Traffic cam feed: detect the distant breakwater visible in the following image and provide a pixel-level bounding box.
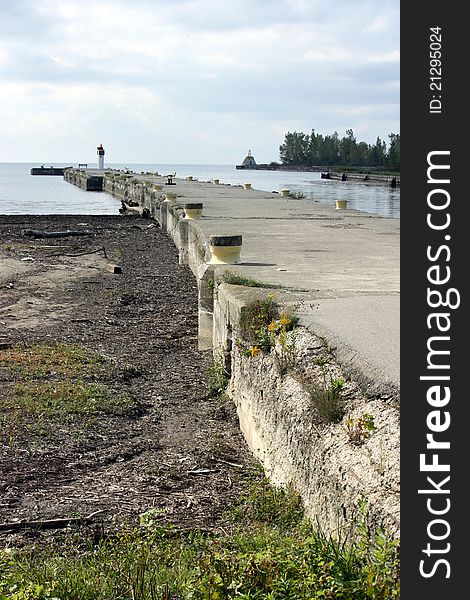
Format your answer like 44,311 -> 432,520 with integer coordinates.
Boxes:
236,163 -> 327,172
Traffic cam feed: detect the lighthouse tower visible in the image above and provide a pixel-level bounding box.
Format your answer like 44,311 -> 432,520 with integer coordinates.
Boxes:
97,144 -> 105,170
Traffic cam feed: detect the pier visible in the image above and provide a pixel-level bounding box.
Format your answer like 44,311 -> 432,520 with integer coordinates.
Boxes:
31,166 -> 66,176
321,170 -> 400,187
64,167 -> 400,537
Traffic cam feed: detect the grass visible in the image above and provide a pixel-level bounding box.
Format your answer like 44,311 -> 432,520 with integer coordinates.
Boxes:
229,477 -> 304,530
0,342 -> 104,379
205,360 -> 230,399
305,377 -> 346,424
5,381 -> 135,417
223,270 -> 285,290
0,344 -> 398,598
0,342 -> 138,429
0,475 -> 400,599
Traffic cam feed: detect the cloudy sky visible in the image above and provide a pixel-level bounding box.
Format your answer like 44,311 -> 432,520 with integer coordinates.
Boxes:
0,0 -> 399,165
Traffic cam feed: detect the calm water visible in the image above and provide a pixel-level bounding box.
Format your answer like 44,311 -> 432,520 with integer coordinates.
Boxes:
0,162 -> 400,218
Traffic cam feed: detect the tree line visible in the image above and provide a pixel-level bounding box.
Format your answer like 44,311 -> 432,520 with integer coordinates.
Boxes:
279,129 -> 400,171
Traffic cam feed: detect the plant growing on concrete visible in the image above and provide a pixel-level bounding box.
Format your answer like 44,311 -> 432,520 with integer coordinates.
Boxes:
306,376 -> 346,424
237,294 -> 280,356
223,270 -> 285,290
272,314 -> 298,375
346,413 -> 377,445
236,295 -> 298,362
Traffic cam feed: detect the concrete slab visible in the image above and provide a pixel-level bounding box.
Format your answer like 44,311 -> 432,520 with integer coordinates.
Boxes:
74,170 -> 400,398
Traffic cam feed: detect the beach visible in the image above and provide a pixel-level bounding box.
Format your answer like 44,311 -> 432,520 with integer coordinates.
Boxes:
0,214 -> 258,546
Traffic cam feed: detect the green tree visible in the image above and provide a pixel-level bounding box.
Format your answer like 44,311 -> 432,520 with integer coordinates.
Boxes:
370,136 -> 387,167
387,133 -> 400,171
279,131 -> 310,165
339,129 -> 357,165
356,141 -> 371,167
307,129 -> 320,166
321,132 -> 340,165
278,128 -> 399,170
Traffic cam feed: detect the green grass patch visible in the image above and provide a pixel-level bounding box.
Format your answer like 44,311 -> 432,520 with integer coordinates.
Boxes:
223,270 -> 285,290
205,360 -> 230,399
0,343 -> 138,426
0,487 -> 400,599
0,342 -> 104,379
5,381 -> 136,417
229,478 -> 304,531
305,377 -> 346,424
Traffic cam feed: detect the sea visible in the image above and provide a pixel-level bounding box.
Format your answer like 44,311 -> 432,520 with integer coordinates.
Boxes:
0,162 -> 400,218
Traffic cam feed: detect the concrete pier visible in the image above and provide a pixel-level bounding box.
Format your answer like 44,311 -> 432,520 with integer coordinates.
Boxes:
64,167 -> 400,537
31,167 -> 65,176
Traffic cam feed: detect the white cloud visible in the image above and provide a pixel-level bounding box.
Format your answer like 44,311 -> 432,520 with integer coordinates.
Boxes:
0,0 -> 399,163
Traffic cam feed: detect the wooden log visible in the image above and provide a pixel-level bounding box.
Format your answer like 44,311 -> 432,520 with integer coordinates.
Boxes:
0,509 -> 105,532
22,229 -> 93,238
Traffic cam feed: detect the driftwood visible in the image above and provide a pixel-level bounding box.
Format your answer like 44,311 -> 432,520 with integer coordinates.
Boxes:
0,509 -> 105,532
22,229 -> 93,238
210,457 -> 243,469
57,247 -> 108,258
119,204 -> 151,218
186,469 -> 219,476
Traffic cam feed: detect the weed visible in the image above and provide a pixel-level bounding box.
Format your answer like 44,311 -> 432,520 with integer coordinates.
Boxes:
230,479 -> 304,531
306,377 -> 346,423
346,413 -> 377,445
238,294 -> 279,350
237,296 -> 298,369
6,381 -> 136,417
273,323 -> 298,375
110,246 -> 122,261
223,270 -> 285,290
102,287 -> 126,298
314,355 -> 329,366
0,497 -> 400,599
355,499 -> 401,598
205,360 -> 230,398
0,342 -> 104,379
205,277 -> 215,291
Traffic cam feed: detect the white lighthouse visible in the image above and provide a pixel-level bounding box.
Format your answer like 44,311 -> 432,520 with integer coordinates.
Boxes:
97,144 -> 105,170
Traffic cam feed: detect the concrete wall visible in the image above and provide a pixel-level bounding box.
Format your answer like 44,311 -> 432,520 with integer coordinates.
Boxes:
214,284 -> 399,538
156,196 -> 400,539
64,168 -> 103,191
65,170 -> 400,539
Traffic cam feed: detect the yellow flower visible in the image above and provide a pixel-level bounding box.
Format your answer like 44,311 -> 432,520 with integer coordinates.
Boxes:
279,314 -> 291,327
250,346 -> 261,357
267,320 -> 278,332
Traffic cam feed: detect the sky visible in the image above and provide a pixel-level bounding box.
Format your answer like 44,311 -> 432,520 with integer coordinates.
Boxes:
0,0 -> 399,165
